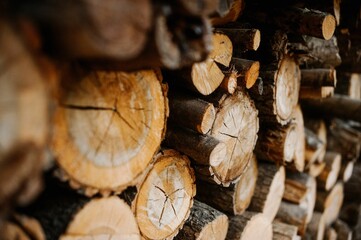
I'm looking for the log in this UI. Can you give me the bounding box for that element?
[215,28,261,52]
[315,182,344,226]
[51,69,167,196]
[1,214,45,240]
[300,69,337,87]
[327,119,361,161]
[165,32,232,95]
[275,201,307,236]
[195,155,258,215]
[226,212,273,240]
[305,212,325,240]
[250,55,300,125]
[164,126,227,169]
[335,73,361,99]
[304,119,327,163]
[168,92,215,134]
[339,202,361,227]
[308,162,326,178]
[304,128,324,165]
[299,86,334,99]
[21,188,140,240]
[219,71,238,94]
[344,163,361,203]
[248,163,285,221]
[333,219,352,240]
[255,123,298,164]
[211,0,245,26]
[340,160,354,182]
[134,149,196,240]
[199,88,259,185]
[283,172,316,223]
[242,6,336,40]
[317,152,341,191]
[290,105,305,172]
[229,58,260,89]
[299,36,341,68]
[174,200,228,240]
[324,227,337,240]
[0,22,48,212]
[272,221,299,240]
[302,95,361,123]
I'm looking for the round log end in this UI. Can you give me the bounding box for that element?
[199,103,216,134]
[284,124,298,163]
[322,15,336,40]
[242,213,273,240]
[198,214,229,240]
[253,30,261,51]
[342,161,354,182]
[245,61,260,89]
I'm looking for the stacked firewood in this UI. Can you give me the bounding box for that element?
[1,0,361,239]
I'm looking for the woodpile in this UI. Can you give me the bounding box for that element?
[1,0,361,239]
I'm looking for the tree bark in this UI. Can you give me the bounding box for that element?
[168,92,215,134]
[301,69,337,87]
[174,200,228,240]
[51,68,167,196]
[275,201,308,236]
[134,149,196,240]
[248,163,285,221]
[195,156,258,215]
[226,212,273,240]
[215,28,261,53]
[228,58,260,89]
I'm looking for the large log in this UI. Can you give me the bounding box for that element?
[249,55,300,125]
[52,69,167,196]
[133,149,196,240]
[226,212,273,240]
[198,88,259,185]
[248,163,285,221]
[0,22,48,213]
[21,188,140,240]
[174,200,228,240]
[195,156,258,215]
[302,95,361,123]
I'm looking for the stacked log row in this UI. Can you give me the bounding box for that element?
[1,0,361,239]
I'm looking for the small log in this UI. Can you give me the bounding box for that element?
[164,126,227,169]
[333,219,352,240]
[200,88,259,185]
[317,152,341,191]
[299,86,334,99]
[290,105,306,172]
[304,128,326,165]
[283,172,316,223]
[324,227,337,240]
[250,55,300,125]
[309,162,326,177]
[315,182,344,226]
[195,156,258,215]
[302,94,361,123]
[215,28,261,52]
[52,69,167,196]
[134,149,196,240]
[211,0,245,26]
[255,123,298,164]
[229,58,260,89]
[335,73,361,99]
[275,201,307,236]
[168,92,215,134]
[226,212,273,240]
[339,160,354,182]
[304,118,327,163]
[305,212,325,240]
[21,188,140,240]
[272,221,299,240]
[174,200,228,240]
[243,6,336,40]
[165,32,232,95]
[219,71,238,94]
[300,69,337,87]
[248,163,285,221]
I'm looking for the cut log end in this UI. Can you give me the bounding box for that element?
[284,124,298,163]
[342,161,354,182]
[200,103,216,134]
[252,30,261,51]
[135,150,196,240]
[61,197,140,240]
[245,61,260,89]
[322,14,336,40]
[52,70,166,195]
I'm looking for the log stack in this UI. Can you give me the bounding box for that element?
[1,0,361,239]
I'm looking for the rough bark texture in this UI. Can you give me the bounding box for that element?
[248,163,285,221]
[174,200,228,240]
